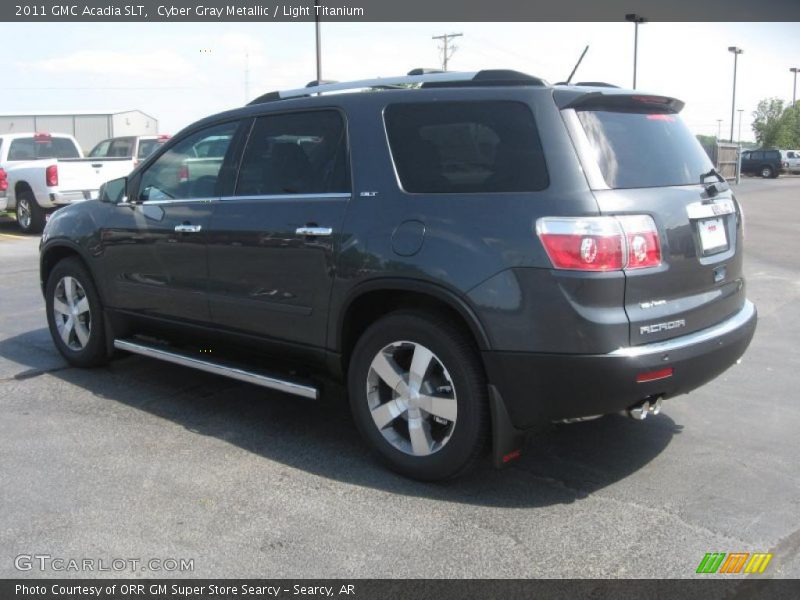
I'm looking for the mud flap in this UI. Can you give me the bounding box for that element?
[489,384,528,468]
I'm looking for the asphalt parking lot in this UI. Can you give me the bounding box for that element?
[1,177,798,579]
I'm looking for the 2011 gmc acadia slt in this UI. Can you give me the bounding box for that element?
[39,70,757,480]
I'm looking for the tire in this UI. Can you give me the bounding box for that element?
[760,165,774,179]
[45,257,108,368]
[348,311,488,481]
[15,191,46,234]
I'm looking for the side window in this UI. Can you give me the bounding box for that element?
[108,138,134,158]
[751,151,764,160]
[138,122,238,201]
[235,110,349,196]
[89,140,112,157]
[384,101,548,193]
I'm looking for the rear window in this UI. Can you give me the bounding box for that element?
[384,101,548,194]
[7,137,80,161]
[577,110,713,189]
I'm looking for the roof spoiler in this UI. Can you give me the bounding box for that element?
[554,89,685,113]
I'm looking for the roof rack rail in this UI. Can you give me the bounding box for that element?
[305,79,339,88]
[247,69,546,105]
[407,68,445,75]
[554,81,620,88]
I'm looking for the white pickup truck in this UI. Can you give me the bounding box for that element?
[0,132,134,233]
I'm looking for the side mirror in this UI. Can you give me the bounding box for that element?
[99,177,128,204]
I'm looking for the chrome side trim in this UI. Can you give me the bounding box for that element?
[142,197,218,206]
[608,300,755,358]
[113,339,318,400]
[220,193,351,201]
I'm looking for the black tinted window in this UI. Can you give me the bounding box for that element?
[8,137,80,160]
[139,122,237,201]
[384,101,548,194]
[577,110,713,189]
[765,151,780,159]
[750,152,764,160]
[235,110,349,196]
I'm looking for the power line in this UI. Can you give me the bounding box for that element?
[432,32,463,71]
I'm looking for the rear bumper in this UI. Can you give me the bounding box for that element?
[483,300,757,429]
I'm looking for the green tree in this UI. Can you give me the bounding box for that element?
[752,98,786,147]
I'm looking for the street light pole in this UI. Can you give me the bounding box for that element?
[728,46,743,143]
[737,109,744,143]
[791,67,799,106]
[625,14,647,89]
[717,119,723,140]
[314,0,322,83]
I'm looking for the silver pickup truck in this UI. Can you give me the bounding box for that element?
[0,132,134,233]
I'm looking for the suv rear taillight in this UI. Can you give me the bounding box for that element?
[46,164,59,187]
[0,168,7,192]
[536,215,661,271]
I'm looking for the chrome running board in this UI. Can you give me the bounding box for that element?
[113,338,318,400]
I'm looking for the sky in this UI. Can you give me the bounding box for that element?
[2,22,799,141]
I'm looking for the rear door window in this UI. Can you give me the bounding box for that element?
[108,138,134,158]
[235,110,350,196]
[384,101,548,194]
[576,110,713,189]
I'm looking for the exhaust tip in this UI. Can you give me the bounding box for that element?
[626,396,663,421]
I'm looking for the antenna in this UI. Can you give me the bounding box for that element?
[566,45,589,84]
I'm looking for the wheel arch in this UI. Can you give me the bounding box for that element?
[40,242,102,301]
[333,279,492,372]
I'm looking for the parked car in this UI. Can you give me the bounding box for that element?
[38,70,757,480]
[88,135,171,165]
[781,149,800,174]
[0,132,135,233]
[740,148,785,178]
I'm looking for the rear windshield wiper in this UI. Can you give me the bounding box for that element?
[700,168,729,196]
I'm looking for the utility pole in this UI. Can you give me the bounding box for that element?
[432,32,463,71]
[625,14,647,89]
[728,46,743,143]
[791,67,799,106]
[737,109,744,143]
[717,119,723,140]
[314,0,322,83]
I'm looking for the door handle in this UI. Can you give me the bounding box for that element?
[295,226,333,237]
[174,224,202,233]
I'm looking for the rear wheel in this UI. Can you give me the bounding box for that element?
[45,257,108,367]
[760,165,774,179]
[15,191,45,234]
[348,311,488,480]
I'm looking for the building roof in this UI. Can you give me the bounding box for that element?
[0,109,156,118]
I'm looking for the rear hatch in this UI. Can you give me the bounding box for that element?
[561,90,746,346]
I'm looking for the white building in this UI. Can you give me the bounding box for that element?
[0,110,158,152]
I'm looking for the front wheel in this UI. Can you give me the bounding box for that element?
[348,311,488,480]
[760,166,775,179]
[15,192,46,234]
[45,257,108,367]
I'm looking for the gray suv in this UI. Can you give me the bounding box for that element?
[39,70,757,480]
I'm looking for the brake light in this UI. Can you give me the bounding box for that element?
[617,215,662,269]
[34,132,52,143]
[45,164,58,187]
[536,215,661,271]
[158,134,171,141]
[178,164,189,183]
[646,113,676,122]
[0,168,7,192]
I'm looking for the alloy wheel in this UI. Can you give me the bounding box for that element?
[17,198,31,230]
[52,276,92,351]
[366,341,457,456]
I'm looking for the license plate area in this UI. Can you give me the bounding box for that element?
[698,217,728,254]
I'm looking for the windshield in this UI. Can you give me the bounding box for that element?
[577,110,713,189]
